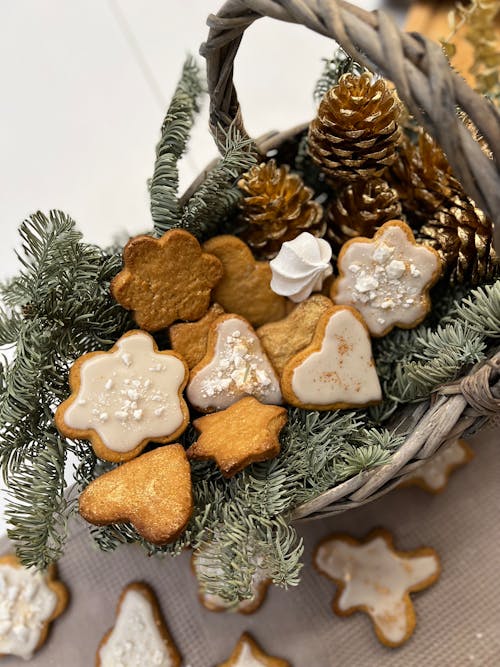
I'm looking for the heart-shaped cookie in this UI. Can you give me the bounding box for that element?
[187,314,282,412]
[257,294,333,375]
[281,306,382,410]
[203,235,287,327]
[78,445,193,545]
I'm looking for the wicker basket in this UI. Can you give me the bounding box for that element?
[195,0,500,521]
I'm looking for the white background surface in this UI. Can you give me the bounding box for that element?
[0,0,406,534]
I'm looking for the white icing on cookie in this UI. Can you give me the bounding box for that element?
[233,639,270,667]
[406,439,470,491]
[270,232,333,302]
[315,535,439,646]
[193,543,268,613]
[0,564,57,660]
[334,222,439,335]
[98,589,175,667]
[187,317,282,411]
[289,308,381,406]
[64,332,186,453]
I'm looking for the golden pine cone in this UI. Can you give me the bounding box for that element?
[417,195,498,285]
[307,72,403,182]
[238,159,325,258]
[389,129,498,284]
[389,130,457,222]
[325,178,402,250]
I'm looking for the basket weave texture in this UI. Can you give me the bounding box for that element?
[198,0,500,520]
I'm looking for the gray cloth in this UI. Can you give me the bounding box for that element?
[1,424,499,666]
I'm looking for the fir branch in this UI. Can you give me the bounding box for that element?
[180,124,258,239]
[449,281,500,338]
[5,427,68,569]
[150,56,203,236]
[0,211,132,567]
[313,48,363,105]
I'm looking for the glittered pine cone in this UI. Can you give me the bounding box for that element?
[307,72,403,182]
[238,159,325,258]
[325,178,402,251]
[418,194,498,285]
[390,129,498,284]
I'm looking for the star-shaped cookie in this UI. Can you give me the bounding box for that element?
[400,438,474,494]
[55,330,189,462]
[331,220,441,336]
[187,396,287,477]
[314,528,440,647]
[217,633,290,667]
[112,229,223,331]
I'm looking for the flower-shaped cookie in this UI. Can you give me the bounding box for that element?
[112,229,223,331]
[203,235,287,327]
[218,633,290,667]
[0,555,68,661]
[97,583,181,667]
[401,438,474,494]
[331,220,441,336]
[187,396,287,477]
[79,445,193,545]
[55,330,189,462]
[314,529,440,647]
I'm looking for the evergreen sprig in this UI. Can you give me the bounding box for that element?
[180,124,258,239]
[150,56,203,235]
[0,211,132,567]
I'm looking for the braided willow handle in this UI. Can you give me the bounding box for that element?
[201,0,500,249]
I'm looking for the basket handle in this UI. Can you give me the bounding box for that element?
[201,0,500,248]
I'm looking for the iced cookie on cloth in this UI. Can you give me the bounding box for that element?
[218,633,290,667]
[0,554,68,660]
[192,541,271,614]
[55,330,189,463]
[281,306,381,410]
[314,529,440,647]
[331,220,441,336]
[97,582,181,667]
[400,438,474,494]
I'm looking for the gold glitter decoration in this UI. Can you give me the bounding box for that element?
[79,445,193,545]
[308,73,403,182]
[238,159,324,259]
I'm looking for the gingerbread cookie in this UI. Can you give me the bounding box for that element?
[187,315,282,413]
[331,220,441,336]
[192,542,270,614]
[270,232,333,302]
[203,235,287,327]
[401,438,474,494]
[281,306,382,410]
[111,229,223,331]
[257,294,333,375]
[169,303,225,369]
[79,445,193,545]
[218,633,290,667]
[55,330,189,463]
[187,396,287,477]
[97,582,181,667]
[314,529,440,648]
[0,554,68,660]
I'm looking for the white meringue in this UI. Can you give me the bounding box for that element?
[270,232,333,302]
